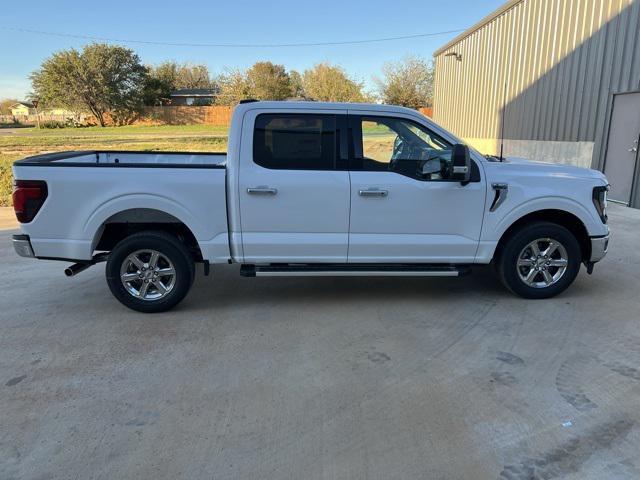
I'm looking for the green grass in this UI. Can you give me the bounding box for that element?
[0,124,230,206]
[0,124,229,152]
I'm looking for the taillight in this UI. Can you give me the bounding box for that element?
[13,180,48,223]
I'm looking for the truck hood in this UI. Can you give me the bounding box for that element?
[488,156,608,184]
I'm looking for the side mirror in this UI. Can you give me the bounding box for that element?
[450,144,471,183]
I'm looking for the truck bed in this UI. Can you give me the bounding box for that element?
[13,150,230,262]
[15,150,227,168]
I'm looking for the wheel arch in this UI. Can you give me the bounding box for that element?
[494,209,591,262]
[90,207,203,261]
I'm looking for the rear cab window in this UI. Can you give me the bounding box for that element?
[253,114,336,170]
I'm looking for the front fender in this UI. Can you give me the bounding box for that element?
[490,195,604,241]
[474,194,607,264]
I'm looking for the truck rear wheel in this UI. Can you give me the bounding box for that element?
[497,222,581,299]
[106,231,195,313]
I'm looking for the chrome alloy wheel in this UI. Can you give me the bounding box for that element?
[517,238,569,288]
[120,250,176,301]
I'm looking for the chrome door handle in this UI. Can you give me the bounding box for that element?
[247,187,278,195]
[358,189,388,197]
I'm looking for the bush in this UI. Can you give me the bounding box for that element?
[41,120,66,129]
[0,121,23,129]
[0,156,16,207]
[64,117,87,128]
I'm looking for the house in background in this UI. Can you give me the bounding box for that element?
[169,88,217,106]
[10,102,36,115]
[9,102,75,117]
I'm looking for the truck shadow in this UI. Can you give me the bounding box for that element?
[186,264,521,312]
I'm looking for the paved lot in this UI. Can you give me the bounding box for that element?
[1,205,639,480]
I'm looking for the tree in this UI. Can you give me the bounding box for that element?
[143,62,176,106]
[151,61,179,86]
[144,62,215,105]
[288,70,305,98]
[0,98,20,115]
[376,56,434,108]
[216,68,251,105]
[246,62,292,100]
[302,63,366,102]
[175,63,214,89]
[30,43,147,126]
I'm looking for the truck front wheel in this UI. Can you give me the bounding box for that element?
[106,231,195,313]
[497,222,581,299]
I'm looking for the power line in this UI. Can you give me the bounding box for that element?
[0,26,465,48]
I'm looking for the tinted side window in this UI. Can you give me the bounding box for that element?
[253,114,336,170]
[356,116,454,181]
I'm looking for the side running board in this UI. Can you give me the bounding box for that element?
[240,264,471,277]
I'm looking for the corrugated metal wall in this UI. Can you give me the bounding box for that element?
[433,0,640,168]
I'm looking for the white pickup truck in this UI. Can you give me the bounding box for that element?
[12,101,610,312]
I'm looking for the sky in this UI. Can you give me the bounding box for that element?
[0,0,504,100]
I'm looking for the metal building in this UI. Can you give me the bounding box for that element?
[433,0,640,207]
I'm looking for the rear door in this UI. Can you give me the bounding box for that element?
[347,112,485,263]
[238,109,350,263]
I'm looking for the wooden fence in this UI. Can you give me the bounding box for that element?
[139,106,431,126]
[1,105,432,128]
[137,106,234,126]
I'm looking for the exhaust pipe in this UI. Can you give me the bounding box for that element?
[65,262,93,277]
[64,252,109,277]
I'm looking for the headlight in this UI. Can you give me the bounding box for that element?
[592,185,609,224]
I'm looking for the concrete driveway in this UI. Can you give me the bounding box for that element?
[1,205,639,480]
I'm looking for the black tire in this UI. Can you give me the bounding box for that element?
[106,231,195,313]
[497,221,582,299]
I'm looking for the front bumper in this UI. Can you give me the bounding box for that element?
[12,234,35,258]
[590,234,609,263]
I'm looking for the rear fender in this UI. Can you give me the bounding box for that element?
[84,194,202,252]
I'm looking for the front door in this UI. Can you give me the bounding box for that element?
[604,92,640,205]
[239,111,350,263]
[347,113,485,263]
